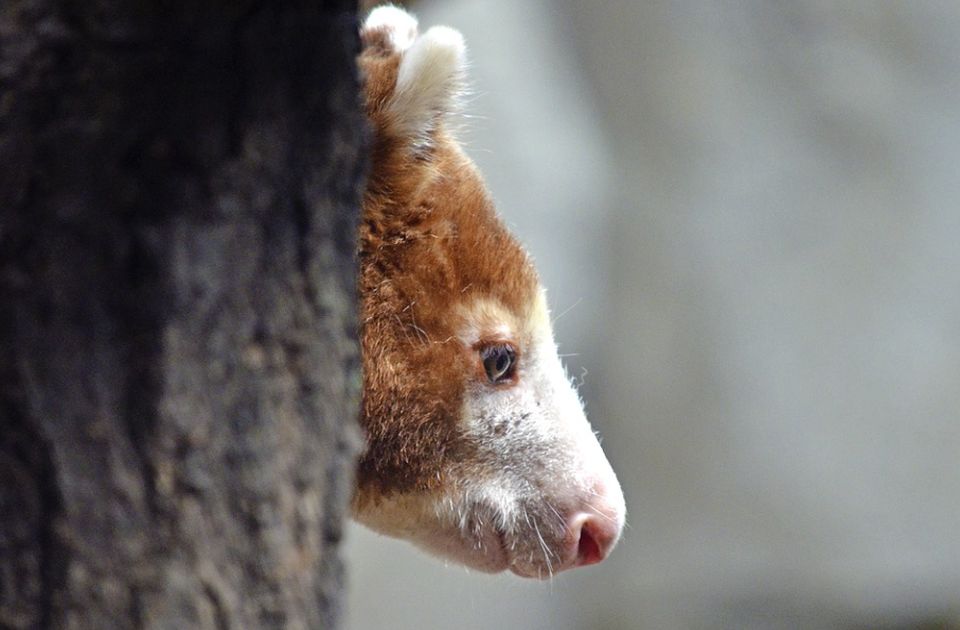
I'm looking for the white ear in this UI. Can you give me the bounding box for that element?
[388,25,467,142]
[363,5,418,54]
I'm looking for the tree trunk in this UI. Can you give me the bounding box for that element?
[0,1,364,628]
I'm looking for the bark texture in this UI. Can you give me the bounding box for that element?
[0,1,364,628]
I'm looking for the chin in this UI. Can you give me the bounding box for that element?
[412,524,511,575]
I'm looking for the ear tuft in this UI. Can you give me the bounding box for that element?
[388,25,467,142]
[362,5,419,54]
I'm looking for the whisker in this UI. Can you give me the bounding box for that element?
[409,314,430,345]
[546,503,566,530]
[532,519,554,579]
[393,314,413,346]
[573,366,589,390]
[551,297,583,325]
[585,504,618,525]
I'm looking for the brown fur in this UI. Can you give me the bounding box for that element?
[355,33,540,504]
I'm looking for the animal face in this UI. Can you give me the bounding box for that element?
[353,5,625,578]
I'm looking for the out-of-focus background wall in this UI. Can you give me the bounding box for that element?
[346,2,960,628]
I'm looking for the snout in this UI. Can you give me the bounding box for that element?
[508,476,625,578]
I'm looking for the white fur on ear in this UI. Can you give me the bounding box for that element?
[388,25,467,142]
[363,5,419,53]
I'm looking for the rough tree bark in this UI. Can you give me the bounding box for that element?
[0,1,365,628]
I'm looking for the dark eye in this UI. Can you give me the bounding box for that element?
[481,344,517,384]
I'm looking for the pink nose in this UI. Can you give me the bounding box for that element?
[568,511,621,567]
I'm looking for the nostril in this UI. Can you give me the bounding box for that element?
[571,514,617,568]
[568,512,620,567]
[576,522,603,566]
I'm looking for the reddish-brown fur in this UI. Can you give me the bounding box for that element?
[355,27,540,504]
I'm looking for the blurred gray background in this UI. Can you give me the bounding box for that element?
[346,2,960,628]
